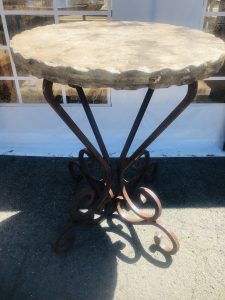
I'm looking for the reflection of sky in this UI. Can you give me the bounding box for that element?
[56,0,99,8]
[22,0,103,9]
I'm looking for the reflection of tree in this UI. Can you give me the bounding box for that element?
[0,81,15,103]
[205,81,225,102]
[7,15,53,39]
[59,0,104,10]
[67,87,107,104]
[209,0,225,40]
[0,51,14,103]
[3,0,53,9]
[0,19,6,45]
[205,1,225,102]
[4,0,105,11]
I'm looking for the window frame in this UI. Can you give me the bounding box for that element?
[0,0,112,106]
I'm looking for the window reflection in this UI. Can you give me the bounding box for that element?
[59,14,107,22]
[1,1,109,104]
[57,0,107,11]
[0,17,6,45]
[59,15,83,23]
[0,80,17,103]
[194,80,225,103]
[65,86,107,104]
[20,79,63,103]
[3,0,53,10]
[6,15,54,39]
[0,50,13,76]
[207,0,225,12]
[203,14,225,78]
[204,16,225,41]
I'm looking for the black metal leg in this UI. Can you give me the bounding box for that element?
[43,80,117,252]
[117,88,157,192]
[43,79,197,255]
[43,80,114,221]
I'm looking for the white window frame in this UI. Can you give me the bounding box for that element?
[0,0,112,107]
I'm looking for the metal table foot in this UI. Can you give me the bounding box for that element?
[43,79,198,255]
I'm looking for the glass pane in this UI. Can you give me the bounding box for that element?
[7,15,54,75]
[3,0,53,10]
[65,86,107,104]
[204,16,225,41]
[213,62,225,76]
[85,15,107,21]
[59,15,107,22]
[57,0,107,11]
[0,50,13,76]
[0,17,6,45]
[207,0,225,12]
[204,16,225,76]
[59,15,83,23]
[0,80,17,103]
[20,79,63,103]
[194,80,225,103]
[6,15,54,40]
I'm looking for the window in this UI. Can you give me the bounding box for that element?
[0,0,111,104]
[194,0,225,103]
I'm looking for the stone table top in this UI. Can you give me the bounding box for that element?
[11,21,225,90]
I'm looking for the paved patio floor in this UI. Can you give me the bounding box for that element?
[0,156,225,300]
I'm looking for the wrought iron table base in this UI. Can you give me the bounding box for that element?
[43,79,198,255]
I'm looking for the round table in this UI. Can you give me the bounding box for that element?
[11,21,225,255]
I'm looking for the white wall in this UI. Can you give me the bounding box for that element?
[1,87,224,157]
[151,0,204,28]
[112,0,204,28]
[112,0,153,22]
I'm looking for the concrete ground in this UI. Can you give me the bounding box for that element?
[0,156,225,300]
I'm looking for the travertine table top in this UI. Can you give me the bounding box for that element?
[11,21,225,90]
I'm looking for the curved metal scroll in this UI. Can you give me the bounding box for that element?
[117,82,198,255]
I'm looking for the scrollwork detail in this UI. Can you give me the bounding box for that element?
[117,162,179,255]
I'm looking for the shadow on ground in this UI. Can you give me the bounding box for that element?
[0,156,225,299]
[0,156,117,300]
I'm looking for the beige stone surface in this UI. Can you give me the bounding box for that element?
[11,21,225,89]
